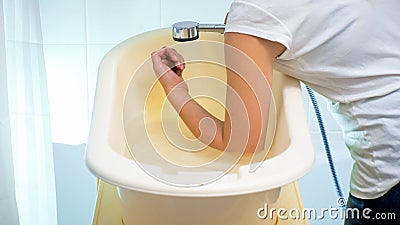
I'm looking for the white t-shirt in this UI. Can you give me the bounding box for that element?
[225,0,400,199]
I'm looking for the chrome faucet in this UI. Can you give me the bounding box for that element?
[172,21,225,42]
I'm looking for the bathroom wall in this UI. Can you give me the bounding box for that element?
[39,1,353,225]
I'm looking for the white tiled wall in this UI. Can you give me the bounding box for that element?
[40,0,86,44]
[86,0,161,43]
[160,0,231,27]
[39,1,352,224]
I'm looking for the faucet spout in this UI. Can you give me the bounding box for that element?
[172,21,225,42]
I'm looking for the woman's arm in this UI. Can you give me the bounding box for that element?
[151,33,285,152]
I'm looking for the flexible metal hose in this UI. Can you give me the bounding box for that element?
[306,85,346,208]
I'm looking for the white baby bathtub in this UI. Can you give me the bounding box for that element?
[86,28,314,225]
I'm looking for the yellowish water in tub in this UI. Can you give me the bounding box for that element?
[121,58,284,173]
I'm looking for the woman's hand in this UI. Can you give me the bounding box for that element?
[151,47,187,94]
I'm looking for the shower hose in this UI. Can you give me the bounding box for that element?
[305,85,346,209]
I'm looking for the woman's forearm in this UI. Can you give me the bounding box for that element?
[164,86,227,150]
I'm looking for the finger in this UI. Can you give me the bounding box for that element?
[165,48,185,69]
[151,48,166,61]
[153,48,170,62]
[159,47,185,69]
[165,48,179,65]
[173,49,186,70]
[152,48,185,76]
[153,49,174,69]
[151,50,162,65]
[152,50,171,76]
[170,48,185,66]
[156,48,179,69]
[161,59,175,68]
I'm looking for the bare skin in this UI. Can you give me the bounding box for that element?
[151,33,285,153]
